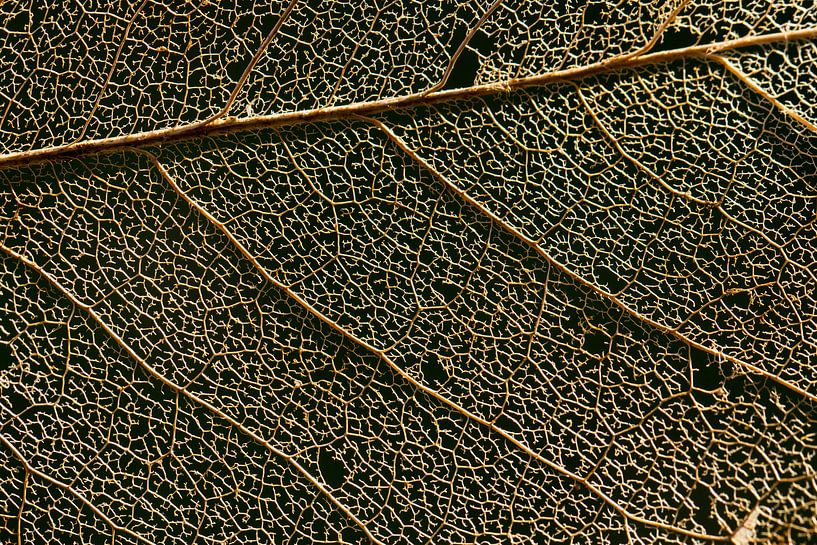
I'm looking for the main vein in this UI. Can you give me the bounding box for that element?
[0,27,815,170]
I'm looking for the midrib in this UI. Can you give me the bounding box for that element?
[0,26,814,170]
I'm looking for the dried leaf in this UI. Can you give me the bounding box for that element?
[1,2,816,544]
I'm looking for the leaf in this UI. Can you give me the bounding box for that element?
[1,1,816,544]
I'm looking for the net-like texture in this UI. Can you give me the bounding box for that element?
[1,2,816,544]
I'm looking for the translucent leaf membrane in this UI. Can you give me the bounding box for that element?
[2,0,817,155]
[0,0,483,154]
[0,0,688,154]
[2,125,810,541]
[386,58,817,397]
[1,0,817,544]
[0,155,682,544]
[0,0,281,153]
[157,120,817,542]
[0,269,367,545]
